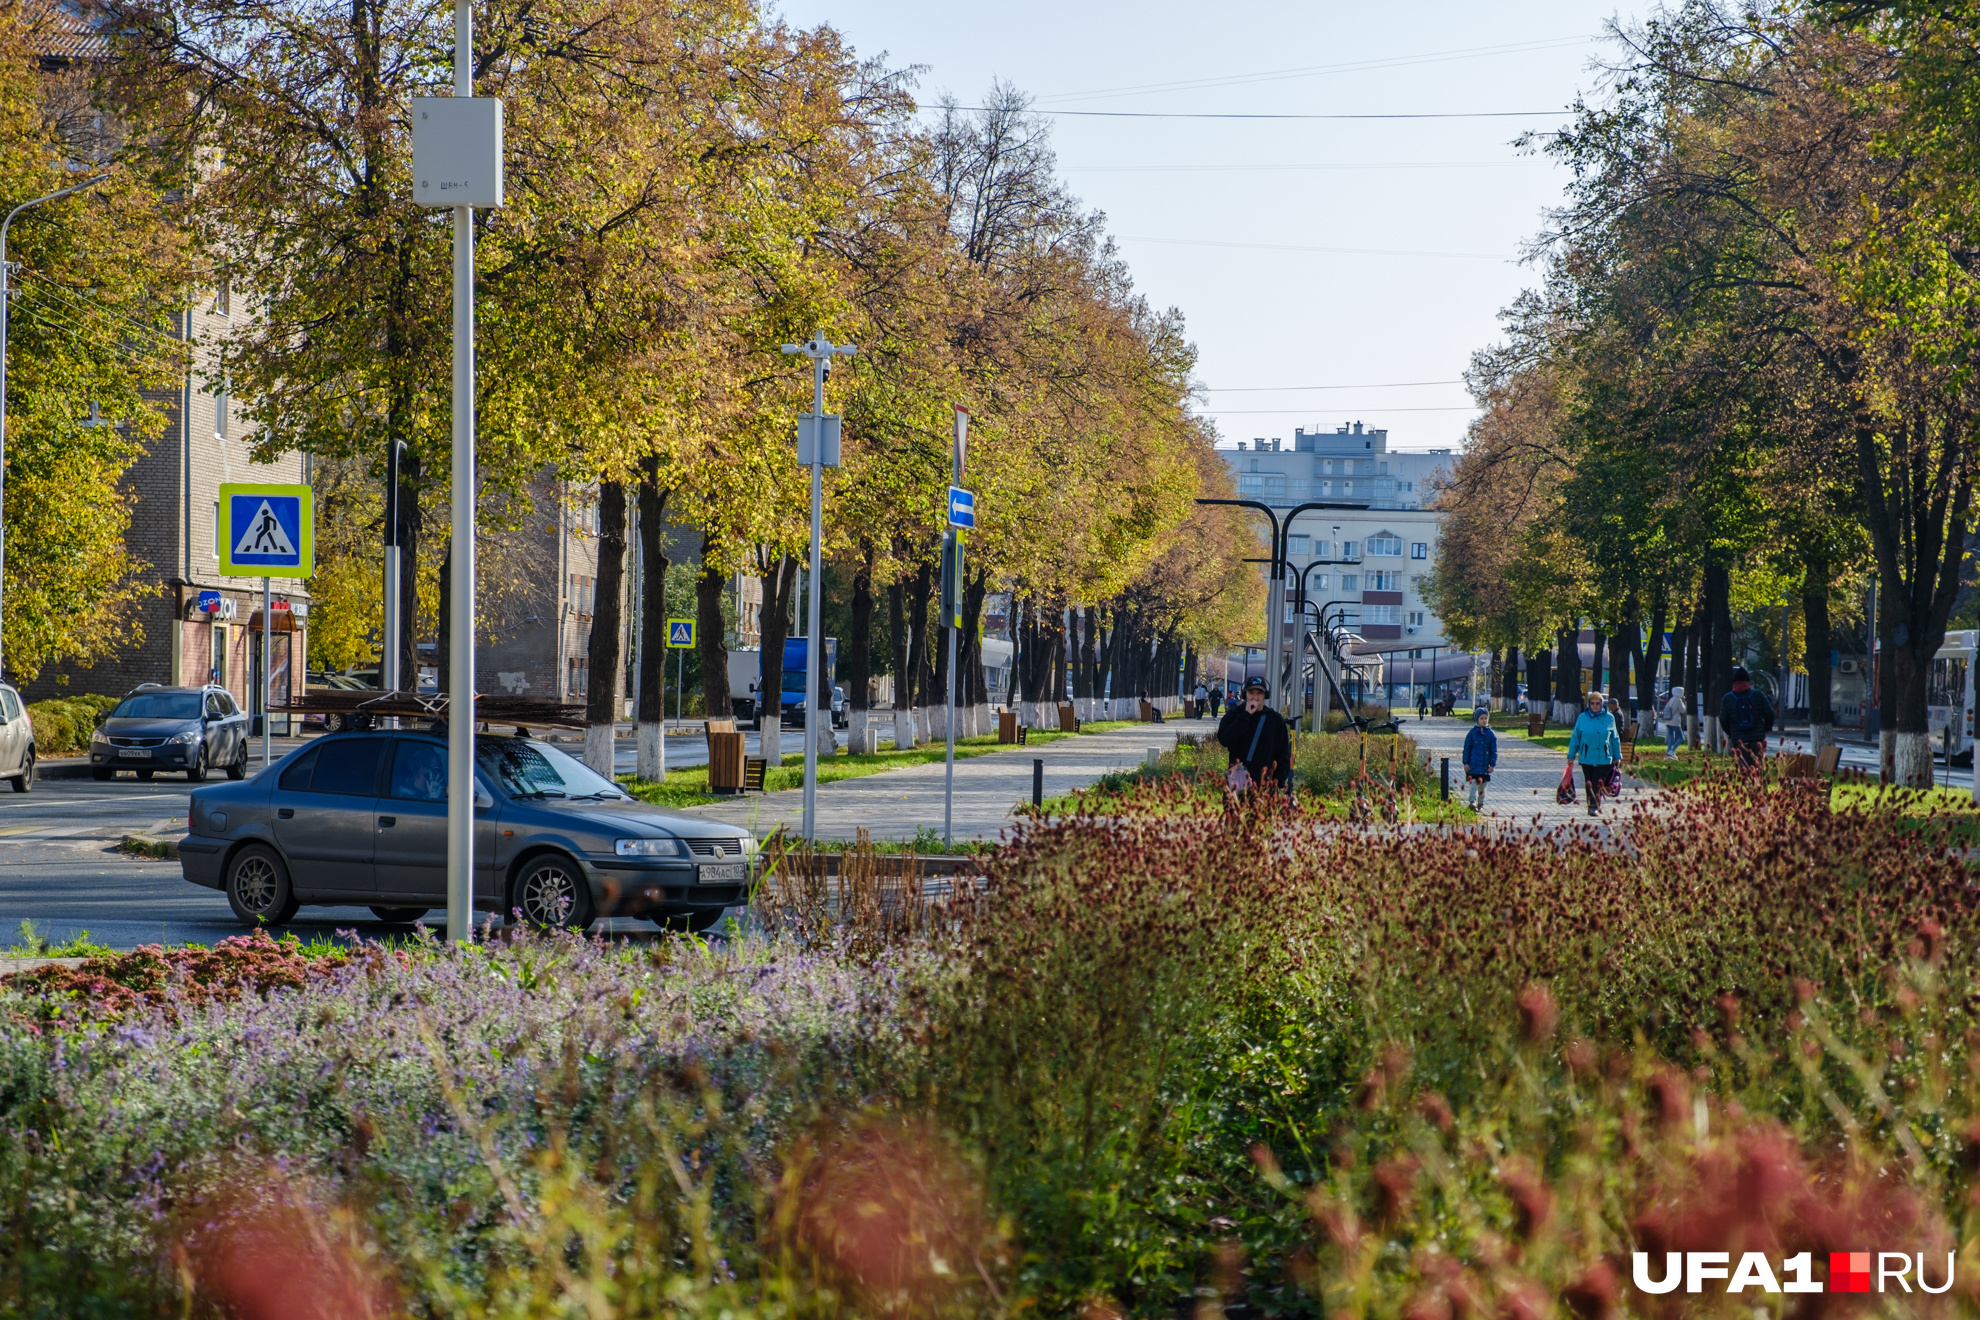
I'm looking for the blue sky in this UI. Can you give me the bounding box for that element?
[772,0,1637,452]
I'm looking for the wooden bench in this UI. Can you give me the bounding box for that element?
[1815,745,1842,776]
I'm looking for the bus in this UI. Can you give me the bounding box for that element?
[1926,629,1976,761]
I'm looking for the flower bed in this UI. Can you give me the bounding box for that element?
[4,792,1979,1315]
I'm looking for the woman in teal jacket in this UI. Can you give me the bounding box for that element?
[1566,690,1621,816]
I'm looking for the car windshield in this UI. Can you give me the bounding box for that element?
[111,693,202,720]
[474,738,627,800]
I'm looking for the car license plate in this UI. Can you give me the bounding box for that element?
[116,748,151,758]
[698,862,746,884]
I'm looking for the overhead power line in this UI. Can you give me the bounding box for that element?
[939,106,1567,121]
[1065,160,1543,172]
[1038,36,1595,104]
[1201,379,1463,393]
[1201,405,1479,414]
[1120,235,1509,259]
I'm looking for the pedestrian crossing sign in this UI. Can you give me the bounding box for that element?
[218,483,314,577]
[666,618,695,649]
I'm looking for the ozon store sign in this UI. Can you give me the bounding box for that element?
[1634,1251,1955,1295]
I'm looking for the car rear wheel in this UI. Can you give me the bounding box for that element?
[226,742,248,780]
[9,749,31,793]
[511,854,594,931]
[90,766,111,781]
[369,906,428,923]
[185,746,208,782]
[225,844,299,926]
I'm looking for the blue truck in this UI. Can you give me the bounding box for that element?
[740,637,839,729]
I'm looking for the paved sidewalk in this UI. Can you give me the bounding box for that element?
[1404,714,1661,830]
[678,722,1189,843]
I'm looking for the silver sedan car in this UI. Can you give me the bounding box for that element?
[178,728,755,931]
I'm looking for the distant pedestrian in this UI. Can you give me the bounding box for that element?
[1719,667,1775,768]
[1218,678,1293,796]
[1193,681,1210,717]
[1417,690,1429,721]
[1462,706,1498,810]
[1659,686,1687,758]
[1567,690,1621,817]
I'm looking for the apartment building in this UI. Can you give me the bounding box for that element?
[21,295,312,715]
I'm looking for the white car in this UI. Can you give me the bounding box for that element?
[0,682,34,792]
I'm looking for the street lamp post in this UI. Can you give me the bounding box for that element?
[780,329,855,843]
[0,171,112,676]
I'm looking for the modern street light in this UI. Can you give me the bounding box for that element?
[780,329,855,843]
[0,171,113,676]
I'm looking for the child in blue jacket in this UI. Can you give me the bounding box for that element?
[1462,707,1498,810]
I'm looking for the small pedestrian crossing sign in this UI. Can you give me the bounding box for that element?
[218,483,313,577]
[665,619,696,649]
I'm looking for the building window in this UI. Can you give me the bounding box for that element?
[1261,474,1286,501]
[1286,534,1308,556]
[1371,570,1400,591]
[212,501,220,559]
[1341,574,1359,592]
[567,657,589,698]
[1342,541,1359,559]
[1368,534,1403,557]
[1409,611,1426,627]
[1238,473,1263,494]
[215,377,228,441]
[1411,542,1429,559]
[1312,573,1331,590]
[1365,604,1400,625]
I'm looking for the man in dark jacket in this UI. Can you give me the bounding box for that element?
[1217,678,1294,794]
[1461,706,1498,810]
[1718,666,1775,769]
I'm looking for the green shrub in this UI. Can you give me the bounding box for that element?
[25,694,117,755]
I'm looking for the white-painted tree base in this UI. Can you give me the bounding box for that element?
[1894,730,1934,787]
[636,721,663,780]
[584,722,615,778]
[1807,722,1834,753]
[893,708,916,750]
[761,713,783,767]
[848,709,872,755]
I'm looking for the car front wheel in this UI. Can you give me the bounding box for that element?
[225,844,299,926]
[226,742,248,780]
[510,854,594,931]
[186,746,208,782]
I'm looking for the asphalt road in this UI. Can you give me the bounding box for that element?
[0,727,812,951]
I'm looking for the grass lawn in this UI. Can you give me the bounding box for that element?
[620,718,1146,809]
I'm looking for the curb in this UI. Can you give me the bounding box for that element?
[34,758,94,781]
[119,834,179,860]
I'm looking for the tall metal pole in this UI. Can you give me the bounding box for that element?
[382,439,402,695]
[261,576,272,770]
[780,330,854,843]
[804,351,823,841]
[446,0,476,942]
[0,172,110,677]
[944,406,967,845]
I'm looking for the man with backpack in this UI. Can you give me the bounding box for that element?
[1718,666,1775,769]
[1217,678,1294,796]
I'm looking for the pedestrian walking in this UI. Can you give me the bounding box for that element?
[1217,678,1294,796]
[1719,666,1775,768]
[1566,690,1621,816]
[1193,680,1210,717]
[1659,686,1687,758]
[1462,705,1497,810]
[1416,690,1429,721]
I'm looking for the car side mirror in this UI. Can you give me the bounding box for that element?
[474,787,493,809]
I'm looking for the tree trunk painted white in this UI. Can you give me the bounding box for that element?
[1894,730,1933,788]
[817,718,838,759]
[636,720,663,781]
[975,702,991,736]
[893,707,916,750]
[584,722,615,779]
[849,709,871,756]
[1807,722,1835,754]
[761,712,783,767]
[1701,715,1720,753]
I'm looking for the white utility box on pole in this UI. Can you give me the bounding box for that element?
[413,25,504,943]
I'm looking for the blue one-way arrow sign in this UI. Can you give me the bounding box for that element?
[947,486,975,530]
